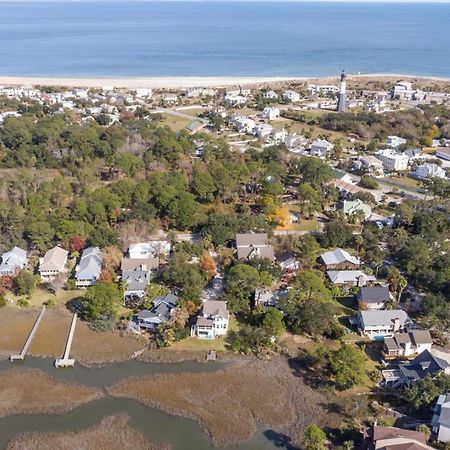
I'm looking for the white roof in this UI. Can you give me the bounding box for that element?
[359,309,411,328]
[321,248,361,266]
[327,270,376,284]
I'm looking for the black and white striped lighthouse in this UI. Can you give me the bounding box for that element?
[337,70,347,113]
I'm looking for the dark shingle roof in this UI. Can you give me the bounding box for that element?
[358,286,390,304]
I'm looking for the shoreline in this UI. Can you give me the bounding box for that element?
[0,73,449,89]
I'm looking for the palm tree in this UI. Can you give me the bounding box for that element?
[397,275,407,302]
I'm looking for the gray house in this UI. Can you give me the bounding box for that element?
[235,233,274,261]
[75,247,103,288]
[433,392,450,443]
[357,286,392,311]
[135,293,179,330]
[0,246,28,276]
[123,270,151,301]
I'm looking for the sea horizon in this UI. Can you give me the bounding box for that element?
[1,1,450,78]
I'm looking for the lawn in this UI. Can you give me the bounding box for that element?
[6,288,85,309]
[159,113,192,132]
[380,176,422,193]
[276,217,321,232]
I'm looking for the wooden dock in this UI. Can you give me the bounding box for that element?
[55,312,77,368]
[10,307,46,361]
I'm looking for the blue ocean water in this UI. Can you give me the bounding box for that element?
[0,1,449,78]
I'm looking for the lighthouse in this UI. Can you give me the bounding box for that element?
[337,70,347,113]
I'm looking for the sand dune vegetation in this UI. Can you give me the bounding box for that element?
[6,414,169,450]
[0,368,102,418]
[108,358,336,447]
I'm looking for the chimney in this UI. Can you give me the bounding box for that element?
[393,318,401,332]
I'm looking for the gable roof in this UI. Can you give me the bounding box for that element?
[359,309,411,328]
[40,246,68,272]
[384,330,432,352]
[236,233,269,247]
[76,247,103,280]
[121,257,159,271]
[435,393,450,428]
[399,349,449,382]
[202,300,229,319]
[0,246,27,273]
[327,270,376,285]
[358,286,391,304]
[320,248,361,266]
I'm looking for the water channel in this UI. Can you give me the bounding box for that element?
[0,357,286,450]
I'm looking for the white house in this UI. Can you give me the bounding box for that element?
[135,88,152,99]
[359,155,384,175]
[263,90,278,100]
[342,199,372,220]
[233,116,256,134]
[269,128,288,144]
[75,247,103,288]
[391,81,414,100]
[191,300,229,339]
[262,107,280,120]
[235,233,274,261]
[432,393,450,443]
[129,241,171,260]
[383,330,433,359]
[0,247,28,276]
[310,139,334,157]
[282,90,300,103]
[375,149,409,172]
[320,248,361,270]
[285,134,308,153]
[327,270,376,287]
[39,246,68,282]
[162,94,178,105]
[358,309,413,340]
[412,163,446,180]
[224,94,247,107]
[254,123,273,139]
[387,135,407,148]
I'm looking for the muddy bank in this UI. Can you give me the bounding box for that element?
[138,348,250,364]
[6,414,169,450]
[108,360,293,447]
[108,358,343,448]
[0,368,103,418]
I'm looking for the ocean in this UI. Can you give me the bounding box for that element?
[0,1,450,78]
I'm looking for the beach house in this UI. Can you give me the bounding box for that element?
[358,309,413,339]
[39,246,68,282]
[375,149,409,172]
[310,139,333,157]
[235,233,275,261]
[319,248,361,270]
[191,300,229,339]
[357,286,392,311]
[0,247,28,276]
[262,107,280,120]
[75,247,103,288]
[383,330,433,360]
[432,393,450,443]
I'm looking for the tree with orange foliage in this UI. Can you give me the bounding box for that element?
[199,251,217,281]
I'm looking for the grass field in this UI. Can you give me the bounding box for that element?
[6,288,84,309]
[0,368,102,418]
[160,113,192,131]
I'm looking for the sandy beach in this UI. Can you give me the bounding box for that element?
[0,73,448,90]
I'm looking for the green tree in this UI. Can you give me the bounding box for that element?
[262,308,285,337]
[225,264,261,313]
[360,175,379,189]
[82,283,122,322]
[329,345,367,390]
[321,220,353,248]
[302,424,327,450]
[14,270,37,296]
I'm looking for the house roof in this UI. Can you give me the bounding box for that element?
[399,350,449,382]
[40,246,68,272]
[0,246,27,272]
[359,310,411,328]
[320,248,361,267]
[76,247,103,280]
[327,270,376,285]
[122,270,151,291]
[358,286,391,304]
[435,393,450,428]
[121,257,159,271]
[236,233,269,247]
[384,330,432,351]
[373,426,428,444]
[202,300,229,318]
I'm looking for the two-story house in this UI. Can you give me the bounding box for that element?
[191,300,229,339]
[383,330,433,360]
[39,246,68,282]
[357,286,392,311]
[75,247,103,288]
[432,392,450,443]
[358,309,413,340]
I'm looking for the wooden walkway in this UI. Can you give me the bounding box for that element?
[10,307,46,361]
[55,312,77,368]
